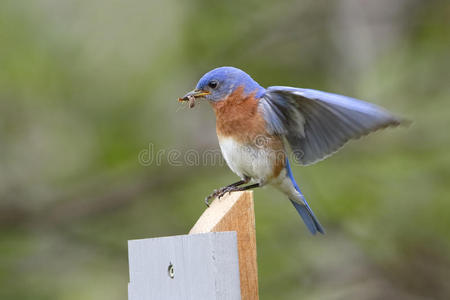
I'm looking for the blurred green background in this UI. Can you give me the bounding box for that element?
[1,0,449,299]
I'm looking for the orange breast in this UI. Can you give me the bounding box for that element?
[211,86,267,142]
[211,86,286,178]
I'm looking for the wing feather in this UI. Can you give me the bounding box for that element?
[259,86,404,165]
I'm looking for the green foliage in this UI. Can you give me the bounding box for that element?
[1,0,449,299]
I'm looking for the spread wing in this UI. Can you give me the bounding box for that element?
[259,86,404,165]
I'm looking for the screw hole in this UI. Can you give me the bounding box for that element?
[168,263,174,279]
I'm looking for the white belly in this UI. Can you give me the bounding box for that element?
[218,137,277,183]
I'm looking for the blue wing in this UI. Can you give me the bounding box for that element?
[259,86,404,165]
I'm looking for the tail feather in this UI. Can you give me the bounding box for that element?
[289,199,325,235]
[286,159,325,235]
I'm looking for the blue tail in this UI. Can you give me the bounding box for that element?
[286,159,325,235]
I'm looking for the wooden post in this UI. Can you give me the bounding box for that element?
[190,191,259,300]
[128,191,258,300]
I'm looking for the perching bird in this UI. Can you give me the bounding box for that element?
[179,66,404,235]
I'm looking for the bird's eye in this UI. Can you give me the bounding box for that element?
[208,80,218,89]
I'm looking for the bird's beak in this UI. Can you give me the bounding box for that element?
[178,89,210,102]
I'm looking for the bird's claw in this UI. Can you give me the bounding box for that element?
[204,196,212,207]
[204,189,219,207]
[204,186,236,207]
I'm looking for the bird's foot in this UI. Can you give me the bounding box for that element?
[217,186,235,199]
[204,186,237,207]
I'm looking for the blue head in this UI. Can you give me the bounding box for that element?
[180,67,265,103]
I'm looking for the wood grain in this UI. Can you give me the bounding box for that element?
[190,191,259,300]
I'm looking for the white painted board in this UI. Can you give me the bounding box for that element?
[128,231,241,300]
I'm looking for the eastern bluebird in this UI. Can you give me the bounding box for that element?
[179,66,404,235]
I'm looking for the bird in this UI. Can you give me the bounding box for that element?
[179,66,405,235]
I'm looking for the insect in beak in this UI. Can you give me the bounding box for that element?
[178,89,210,108]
